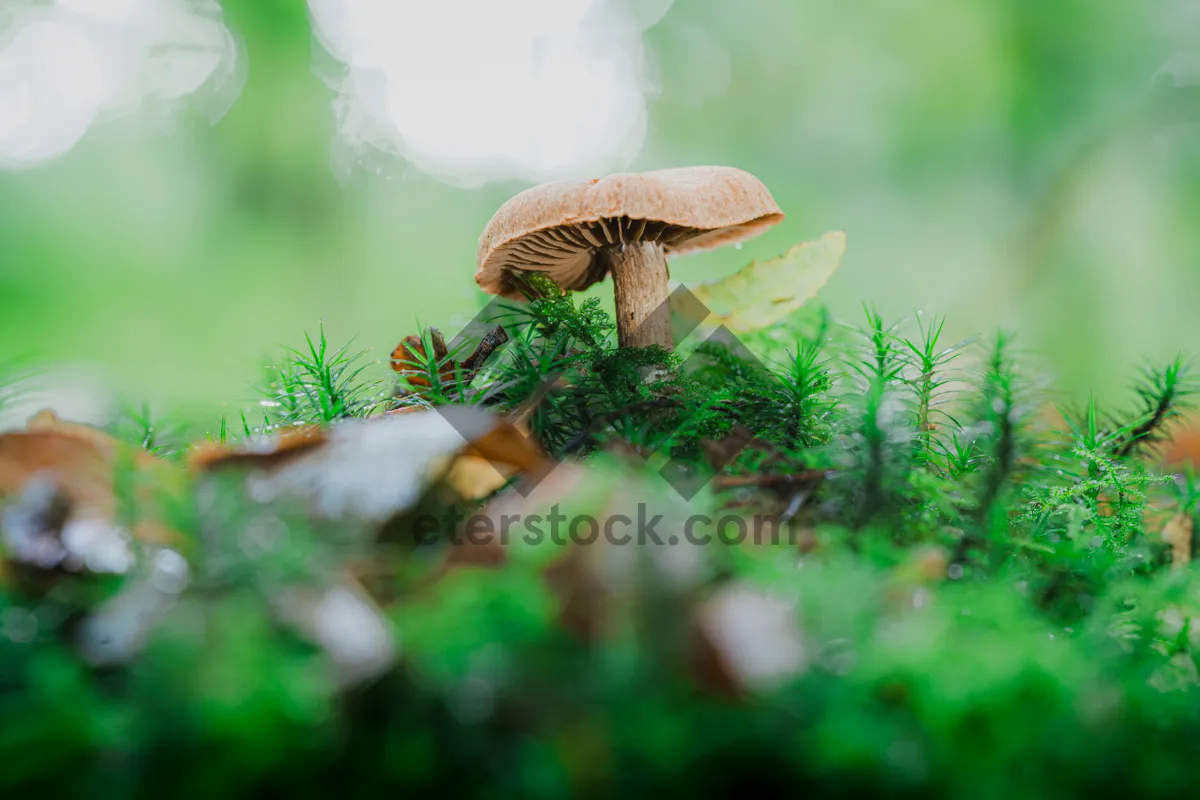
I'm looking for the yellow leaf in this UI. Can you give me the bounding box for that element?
[689,230,846,333]
[444,453,515,501]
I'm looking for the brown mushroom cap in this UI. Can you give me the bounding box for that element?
[476,166,785,297]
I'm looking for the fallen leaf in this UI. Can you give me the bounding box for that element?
[0,429,118,518]
[383,405,425,415]
[444,454,516,501]
[188,426,327,472]
[689,231,846,332]
[465,415,550,475]
[1,475,139,591]
[195,407,551,527]
[391,325,509,394]
[0,411,186,551]
[23,408,162,471]
[391,328,455,389]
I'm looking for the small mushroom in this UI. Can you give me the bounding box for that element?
[476,167,784,349]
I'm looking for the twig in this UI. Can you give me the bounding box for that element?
[461,325,510,373]
[710,471,828,490]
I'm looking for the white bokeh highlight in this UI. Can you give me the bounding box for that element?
[0,0,240,171]
[308,0,673,187]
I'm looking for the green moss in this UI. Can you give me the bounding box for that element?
[3,298,1200,797]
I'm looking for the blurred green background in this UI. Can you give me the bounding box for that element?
[2,0,1199,424]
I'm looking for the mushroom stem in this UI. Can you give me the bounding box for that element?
[603,241,673,349]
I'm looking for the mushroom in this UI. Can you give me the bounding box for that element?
[476,167,785,349]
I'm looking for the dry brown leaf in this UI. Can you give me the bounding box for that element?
[0,429,117,516]
[187,407,551,527]
[444,454,516,501]
[0,411,187,580]
[21,408,163,472]
[391,329,456,388]
[1163,512,1193,569]
[188,426,327,472]
[391,325,510,394]
[466,418,551,475]
[6,411,186,536]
